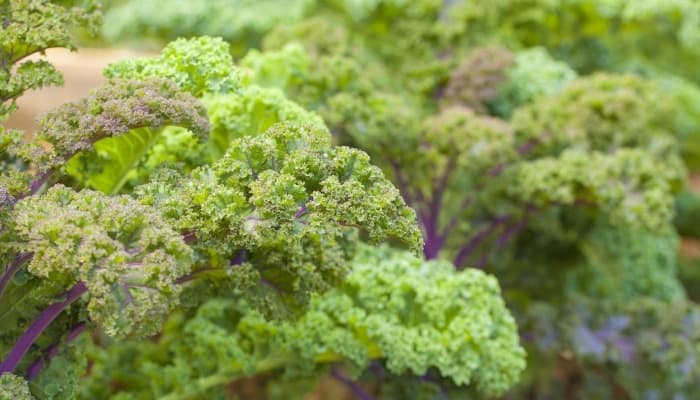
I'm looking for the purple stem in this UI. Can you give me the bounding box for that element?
[368,361,386,380]
[121,283,134,304]
[496,219,528,248]
[175,252,246,285]
[294,204,308,219]
[182,231,197,244]
[389,161,416,207]
[441,196,473,240]
[489,163,505,177]
[125,247,143,256]
[475,251,490,269]
[29,171,52,195]
[495,205,538,249]
[423,234,444,260]
[0,281,87,374]
[422,210,443,260]
[24,132,114,198]
[230,250,246,266]
[0,252,33,298]
[430,159,455,214]
[518,139,537,156]
[453,215,509,269]
[26,322,86,379]
[476,216,529,268]
[331,366,374,400]
[12,169,54,203]
[422,159,456,259]
[520,332,536,343]
[12,170,54,203]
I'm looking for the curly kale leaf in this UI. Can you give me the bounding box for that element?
[0,373,32,400]
[9,185,193,338]
[104,36,241,97]
[80,244,525,399]
[0,0,100,119]
[72,38,326,194]
[135,122,422,314]
[32,78,208,177]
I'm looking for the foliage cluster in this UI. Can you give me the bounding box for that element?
[3,0,700,399]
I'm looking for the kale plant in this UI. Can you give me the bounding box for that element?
[5,0,700,399]
[0,0,486,399]
[72,36,526,400]
[219,1,700,398]
[87,29,700,400]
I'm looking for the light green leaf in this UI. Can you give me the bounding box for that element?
[65,128,160,194]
